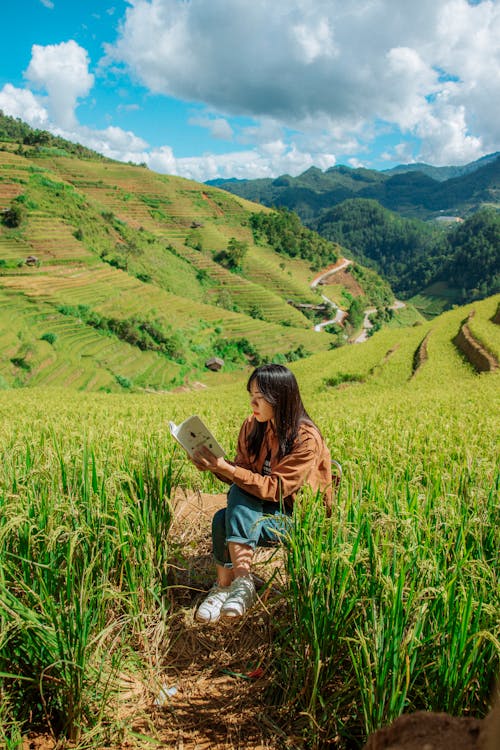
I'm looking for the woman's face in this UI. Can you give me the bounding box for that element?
[249,381,275,423]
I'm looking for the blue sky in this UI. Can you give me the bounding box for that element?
[1,0,499,182]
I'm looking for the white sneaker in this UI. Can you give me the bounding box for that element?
[195,584,231,623]
[220,575,257,618]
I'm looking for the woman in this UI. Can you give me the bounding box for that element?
[191,363,332,624]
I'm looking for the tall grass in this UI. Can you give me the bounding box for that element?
[276,425,499,748]
[0,431,179,745]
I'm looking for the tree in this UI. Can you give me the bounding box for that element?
[2,201,24,228]
[214,237,248,270]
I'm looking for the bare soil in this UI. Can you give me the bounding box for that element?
[321,270,364,300]
[363,707,498,750]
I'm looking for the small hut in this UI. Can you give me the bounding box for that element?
[205,356,224,372]
[25,255,39,267]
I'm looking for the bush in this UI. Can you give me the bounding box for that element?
[324,372,364,387]
[40,332,57,345]
[214,237,248,271]
[249,303,264,320]
[101,253,127,270]
[2,202,24,228]
[347,297,366,330]
[115,374,132,389]
[284,344,310,362]
[10,357,31,371]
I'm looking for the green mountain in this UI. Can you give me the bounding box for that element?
[208,158,500,313]
[382,151,500,182]
[207,153,500,221]
[0,113,399,392]
[314,199,500,305]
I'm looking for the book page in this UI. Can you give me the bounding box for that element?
[169,415,225,458]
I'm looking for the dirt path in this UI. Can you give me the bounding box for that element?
[135,490,289,750]
[310,257,353,288]
[353,300,406,343]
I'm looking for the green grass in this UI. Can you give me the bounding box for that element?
[0,420,179,745]
[409,281,463,318]
[466,296,500,361]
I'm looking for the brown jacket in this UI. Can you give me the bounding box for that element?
[227,416,333,512]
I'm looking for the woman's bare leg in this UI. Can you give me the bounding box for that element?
[216,563,233,587]
[216,541,254,586]
[228,541,254,578]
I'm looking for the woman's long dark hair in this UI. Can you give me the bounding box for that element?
[246,364,316,460]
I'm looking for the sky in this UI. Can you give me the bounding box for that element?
[0,0,499,183]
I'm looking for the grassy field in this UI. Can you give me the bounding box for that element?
[0,294,498,748]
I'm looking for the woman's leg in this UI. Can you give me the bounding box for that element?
[228,541,254,577]
[198,486,290,621]
[216,563,233,587]
[213,486,291,572]
[213,506,256,584]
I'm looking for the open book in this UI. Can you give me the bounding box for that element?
[168,415,225,458]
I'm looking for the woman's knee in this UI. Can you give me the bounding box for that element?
[224,484,265,546]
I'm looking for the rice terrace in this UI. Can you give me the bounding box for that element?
[0,118,499,749]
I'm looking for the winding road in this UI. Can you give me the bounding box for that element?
[310,258,351,332]
[310,258,405,343]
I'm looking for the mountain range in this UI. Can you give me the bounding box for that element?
[207,152,500,222]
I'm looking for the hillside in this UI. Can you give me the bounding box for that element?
[314,199,500,305]
[0,117,402,392]
[209,160,500,312]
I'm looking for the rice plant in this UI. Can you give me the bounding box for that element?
[0,431,179,744]
[275,404,499,748]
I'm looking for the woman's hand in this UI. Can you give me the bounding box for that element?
[191,446,235,480]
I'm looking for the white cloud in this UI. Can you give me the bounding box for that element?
[292,17,337,64]
[25,41,94,129]
[145,142,336,182]
[414,102,483,164]
[0,75,334,181]
[3,1,500,181]
[188,115,234,140]
[0,79,149,166]
[0,84,49,128]
[105,0,500,166]
[70,125,148,156]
